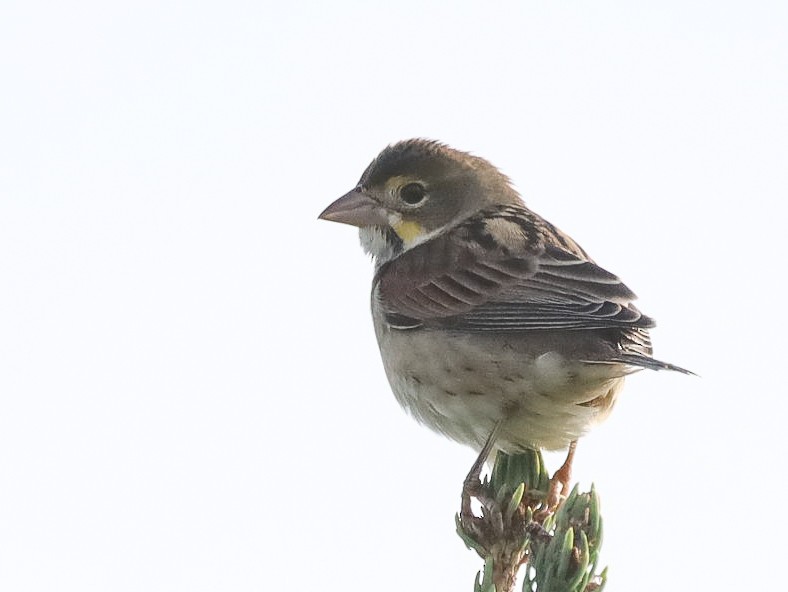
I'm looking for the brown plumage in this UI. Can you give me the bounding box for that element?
[320,138,689,459]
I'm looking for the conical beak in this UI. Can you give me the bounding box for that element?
[318,188,389,228]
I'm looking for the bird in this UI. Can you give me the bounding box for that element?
[318,138,690,506]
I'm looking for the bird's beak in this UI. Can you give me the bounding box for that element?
[318,188,389,228]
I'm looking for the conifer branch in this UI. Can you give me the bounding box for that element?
[456,451,607,592]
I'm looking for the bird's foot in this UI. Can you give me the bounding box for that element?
[544,466,571,510]
[460,423,503,537]
[536,440,577,520]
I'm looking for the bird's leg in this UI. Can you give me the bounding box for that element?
[461,422,502,532]
[545,440,577,511]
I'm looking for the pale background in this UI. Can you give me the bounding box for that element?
[1,1,785,590]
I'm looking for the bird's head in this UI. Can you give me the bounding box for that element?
[319,139,521,263]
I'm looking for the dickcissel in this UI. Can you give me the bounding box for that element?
[319,139,689,500]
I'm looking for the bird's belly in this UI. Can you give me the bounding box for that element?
[375,324,625,453]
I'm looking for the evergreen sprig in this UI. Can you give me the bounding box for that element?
[456,450,607,592]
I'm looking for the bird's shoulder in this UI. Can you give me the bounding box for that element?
[453,204,590,261]
[373,204,593,307]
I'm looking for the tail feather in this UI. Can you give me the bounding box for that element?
[613,354,696,375]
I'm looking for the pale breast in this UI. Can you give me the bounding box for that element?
[372,300,627,452]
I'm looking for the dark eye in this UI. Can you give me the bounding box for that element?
[400,182,427,205]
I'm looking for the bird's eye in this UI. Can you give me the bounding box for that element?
[400,183,427,205]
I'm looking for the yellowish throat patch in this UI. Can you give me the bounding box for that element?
[392,220,425,244]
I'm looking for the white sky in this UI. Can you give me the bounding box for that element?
[1,1,786,590]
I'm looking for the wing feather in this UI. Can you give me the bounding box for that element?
[375,206,652,332]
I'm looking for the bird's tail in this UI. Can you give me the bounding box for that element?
[613,354,696,375]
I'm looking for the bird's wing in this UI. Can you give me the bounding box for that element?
[375,206,654,332]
